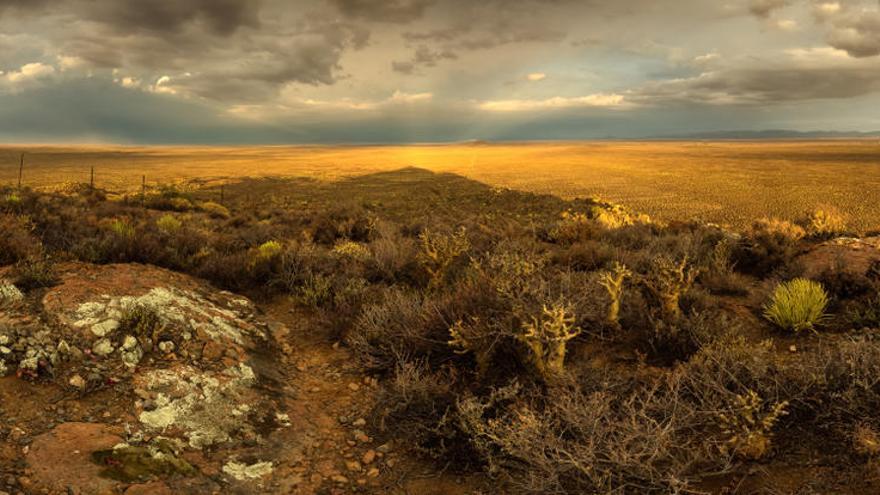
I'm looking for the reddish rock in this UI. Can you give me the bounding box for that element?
[124,481,174,495]
[26,422,124,495]
[798,236,880,279]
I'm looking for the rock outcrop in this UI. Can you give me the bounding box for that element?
[0,263,287,493]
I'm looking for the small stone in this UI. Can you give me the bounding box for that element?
[362,450,376,465]
[352,418,366,427]
[331,475,348,484]
[345,460,361,472]
[92,339,115,356]
[332,342,340,350]
[366,468,380,478]
[68,375,86,389]
[789,345,797,353]
[158,341,175,353]
[376,443,392,454]
[353,430,370,443]
[310,387,320,393]
[347,383,360,392]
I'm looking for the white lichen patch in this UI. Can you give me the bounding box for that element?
[222,460,274,481]
[136,363,260,449]
[71,287,257,344]
[0,281,23,306]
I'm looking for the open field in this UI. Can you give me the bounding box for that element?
[4,163,880,493]
[3,140,880,231]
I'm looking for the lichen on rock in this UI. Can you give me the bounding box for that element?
[135,363,263,449]
[222,460,274,481]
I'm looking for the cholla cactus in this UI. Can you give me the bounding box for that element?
[718,390,789,460]
[598,262,631,326]
[418,227,469,289]
[517,303,581,379]
[644,255,699,319]
[448,318,493,376]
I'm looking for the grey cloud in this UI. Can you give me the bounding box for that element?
[84,0,262,36]
[748,0,790,18]
[632,64,880,104]
[392,45,457,73]
[0,4,370,102]
[328,0,435,23]
[826,10,880,57]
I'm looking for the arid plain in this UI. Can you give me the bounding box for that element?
[3,140,880,231]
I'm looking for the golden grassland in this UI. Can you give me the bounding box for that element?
[2,140,880,231]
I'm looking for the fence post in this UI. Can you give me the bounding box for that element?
[18,152,24,190]
[90,165,95,191]
[141,175,146,205]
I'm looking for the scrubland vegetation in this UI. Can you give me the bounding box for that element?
[3,168,880,493]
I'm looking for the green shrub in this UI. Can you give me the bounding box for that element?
[763,278,829,332]
[156,214,182,235]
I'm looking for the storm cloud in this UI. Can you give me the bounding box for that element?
[2,0,880,143]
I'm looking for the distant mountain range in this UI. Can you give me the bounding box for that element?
[649,130,880,140]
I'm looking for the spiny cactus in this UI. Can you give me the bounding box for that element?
[517,303,581,379]
[418,227,469,289]
[718,390,788,460]
[644,255,699,319]
[598,262,631,326]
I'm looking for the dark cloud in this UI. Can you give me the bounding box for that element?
[632,64,880,104]
[826,10,880,57]
[748,0,790,18]
[84,0,262,36]
[328,0,435,23]
[391,45,457,73]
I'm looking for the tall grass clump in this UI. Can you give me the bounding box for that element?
[763,278,829,332]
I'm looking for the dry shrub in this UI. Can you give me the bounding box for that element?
[553,240,615,271]
[347,288,449,371]
[804,207,847,239]
[735,218,805,276]
[0,214,40,265]
[198,201,230,219]
[550,211,597,244]
[717,389,788,460]
[12,255,58,290]
[309,205,375,244]
[456,380,716,494]
[698,239,751,296]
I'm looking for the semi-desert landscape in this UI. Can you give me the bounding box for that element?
[4,140,880,232]
[6,0,880,493]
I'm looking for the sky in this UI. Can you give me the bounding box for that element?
[1,0,880,143]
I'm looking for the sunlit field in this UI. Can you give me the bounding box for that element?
[3,140,880,231]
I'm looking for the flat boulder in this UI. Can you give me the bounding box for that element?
[797,236,880,279]
[26,422,125,495]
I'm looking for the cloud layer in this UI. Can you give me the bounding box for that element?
[2,0,880,142]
